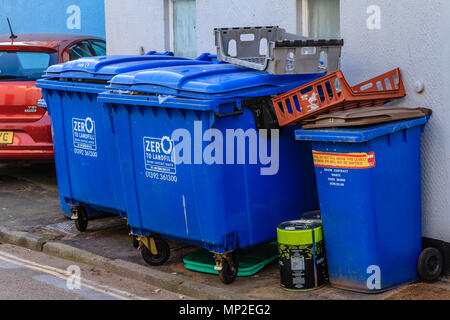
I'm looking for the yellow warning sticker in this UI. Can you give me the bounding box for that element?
[312,151,376,169]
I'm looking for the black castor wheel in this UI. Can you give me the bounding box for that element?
[417,247,443,282]
[140,238,170,266]
[132,235,139,249]
[72,206,88,232]
[219,253,239,285]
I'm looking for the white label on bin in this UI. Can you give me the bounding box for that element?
[72,117,98,158]
[143,136,178,182]
[324,168,348,187]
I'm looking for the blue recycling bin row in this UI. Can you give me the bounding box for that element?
[37,52,218,229]
[37,53,323,281]
[295,117,429,293]
[39,51,430,289]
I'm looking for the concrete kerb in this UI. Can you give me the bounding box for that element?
[109,259,247,300]
[0,226,46,252]
[43,242,248,300]
[0,226,248,300]
[42,241,111,266]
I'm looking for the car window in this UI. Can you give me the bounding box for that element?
[90,40,106,56]
[68,41,94,60]
[0,51,57,81]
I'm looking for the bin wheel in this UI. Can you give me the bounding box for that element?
[73,206,88,232]
[219,253,239,285]
[132,235,139,249]
[140,239,170,266]
[417,247,443,282]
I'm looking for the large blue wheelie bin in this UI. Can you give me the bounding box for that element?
[36,52,217,231]
[37,98,71,217]
[295,117,429,293]
[98,63,323,282]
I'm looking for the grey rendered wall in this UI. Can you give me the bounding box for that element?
[340,0,450,242]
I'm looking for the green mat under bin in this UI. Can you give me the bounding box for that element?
[183,242,278,277]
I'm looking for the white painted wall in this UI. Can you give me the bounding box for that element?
[340,0,450,242]
[105,0,300,56]
[196,0,298,54]
[104,0,169,55]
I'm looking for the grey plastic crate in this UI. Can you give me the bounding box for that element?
[214,26,343,75]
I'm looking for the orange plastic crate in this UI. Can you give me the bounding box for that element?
[272,68,406,127]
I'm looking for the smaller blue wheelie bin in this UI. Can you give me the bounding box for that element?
[295,116,429,293]
[98,63,324,283]
[36,52,216,231]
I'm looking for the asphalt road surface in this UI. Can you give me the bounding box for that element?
[0,243,189,300]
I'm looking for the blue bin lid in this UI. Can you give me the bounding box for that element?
[107,63,324,100]
[42,52,216,81]
[295,117,429,143]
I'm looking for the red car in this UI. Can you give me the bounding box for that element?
[0,33,106,161]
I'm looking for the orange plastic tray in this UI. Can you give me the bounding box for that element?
[272,68,406,127]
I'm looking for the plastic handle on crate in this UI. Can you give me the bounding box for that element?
[214,30,270,71]
[351,68,403,94]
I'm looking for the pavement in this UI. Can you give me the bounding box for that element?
[1,162,449,300]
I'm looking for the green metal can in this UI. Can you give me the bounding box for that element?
[277,220,328,291]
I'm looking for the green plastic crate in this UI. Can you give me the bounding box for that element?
[183,242,278,277]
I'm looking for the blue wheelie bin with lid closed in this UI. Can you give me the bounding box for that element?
[295,116,430,293]
[36,52,217,231]
[98,63,323,283]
